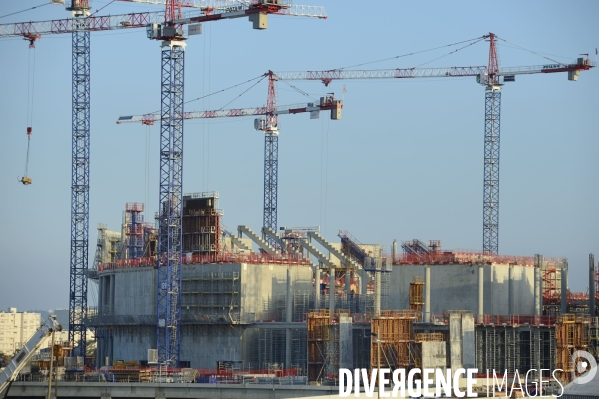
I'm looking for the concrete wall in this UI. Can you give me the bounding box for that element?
[240,263,312,321]
[388,263,535,315]
[421,341,446,370]
[113,268,157,316]
[100,262,312,368]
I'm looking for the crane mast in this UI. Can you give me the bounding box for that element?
[1,0,325,367]
[274,35,594,255]
[117,92,343,249]
[66,0,91,360]
[264,71,279,237]
[482,33,501,255]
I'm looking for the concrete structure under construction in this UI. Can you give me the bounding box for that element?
[94,261,312,369]
[86,196,599,386]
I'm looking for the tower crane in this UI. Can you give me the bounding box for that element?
[117,88,343,245]
[0,0,326,365]
[273,33,595,255]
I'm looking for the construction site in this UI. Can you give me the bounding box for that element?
[1,1,598,398]
[81,192,599,387]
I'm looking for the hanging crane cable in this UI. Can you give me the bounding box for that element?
[20,40,36,185]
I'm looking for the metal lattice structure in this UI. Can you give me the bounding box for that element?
[482,33,501,255]
[68,13,91,358]
[156,40,185,366]
[275,34,594,256]
[482,86,501,254]
[263,72,279,234]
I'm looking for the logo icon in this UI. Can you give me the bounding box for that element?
[572,350,597,384]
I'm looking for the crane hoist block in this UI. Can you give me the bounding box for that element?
[21,177,32,185]
[331,100,342,120]
[250,13,268,30]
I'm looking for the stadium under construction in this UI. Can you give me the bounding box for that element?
[87,193,599,386]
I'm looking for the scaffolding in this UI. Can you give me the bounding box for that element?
[307,310,331,382]
[181,271,240,323]
[370,310,418,371]
[554,314,590,383]
[252,328,306,372]
[182,192,222,256]
[590,317,599,359]
[475,324,555,378]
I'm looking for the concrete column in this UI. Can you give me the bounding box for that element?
[424,267,431,322]
[97,276,104,315]
[478,266,484,320]
[329,267,336,316]
[561,267,568,314]
[109,274,116,315]
[315,265,321,309]
[285,269,292,369]
[590,254,596,317]
[95,331,102,369]
[508,265,514,315]
[359,268,368,296]
[392,240,397,264]
[345,270,351,296]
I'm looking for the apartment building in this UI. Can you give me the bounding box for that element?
[0,308,41,355]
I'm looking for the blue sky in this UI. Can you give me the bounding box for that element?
[0,1,597,311]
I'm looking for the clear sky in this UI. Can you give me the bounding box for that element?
[0,1,597,311]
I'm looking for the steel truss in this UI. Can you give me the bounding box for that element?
[482,86,501,254]
[156,40,185,366]
[69,17,91,357]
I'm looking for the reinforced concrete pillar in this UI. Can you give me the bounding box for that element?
[561,267,568,314]
[424,267,431,322]
[109,274,115,315]
[478,266,484,321]
[329,266,336,316]
[590,254,596,317]
[285,269,292,369]
[392,240,397,264]
[345,270,351,296]
[98,276,104,316]
[508,265,514,315]
[359,268,368,296]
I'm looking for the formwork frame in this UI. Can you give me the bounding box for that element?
[409,276,424,313]
[370,310,418,371]
[554,314,590,383]
[307,310,330,382]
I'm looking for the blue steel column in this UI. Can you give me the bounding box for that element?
[69,16,90,358]
[156,40,184,366]
[482,85,501,255]
[263,130,278,232]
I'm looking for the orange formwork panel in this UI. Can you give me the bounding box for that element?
[555,314,590,383]
[409,277,424,313]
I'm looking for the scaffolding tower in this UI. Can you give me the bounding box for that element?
[125,203,145,259]
[555,314,590,383]
[370,310,418,371]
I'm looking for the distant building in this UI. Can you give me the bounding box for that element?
[0,308,41,355]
